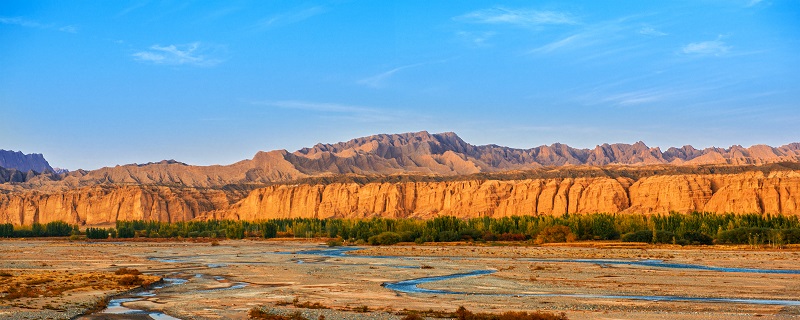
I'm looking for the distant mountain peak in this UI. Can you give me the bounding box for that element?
[0,149,54,173]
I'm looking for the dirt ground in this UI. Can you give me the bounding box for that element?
[1,239,799,320]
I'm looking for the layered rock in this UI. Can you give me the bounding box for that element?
[3,171,800,225]
[0,185,244,226]
[205,171,800,221]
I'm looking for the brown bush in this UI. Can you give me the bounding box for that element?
[455,306,568,320]
[535,226,577,244]
[248,308,308,320]
[116,275,143,286]
[114,268,142,276]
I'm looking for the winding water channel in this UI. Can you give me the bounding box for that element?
[90,245,800,319]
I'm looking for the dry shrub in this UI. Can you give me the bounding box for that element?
[401,314,425,320]
[114,268,142,276]
[294,300,328,309]
[3,286,41,300]
[455,306,568,320]
[535,226,577,244]
[116,275,143,286]
[248,308,308,320]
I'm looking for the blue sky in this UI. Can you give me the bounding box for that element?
[1,1,798,170]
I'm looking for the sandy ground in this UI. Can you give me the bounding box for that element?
[0,239,799,320]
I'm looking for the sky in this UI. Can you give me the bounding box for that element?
[1,0,798,170]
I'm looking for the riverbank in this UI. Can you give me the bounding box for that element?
[0,266,159,320]
[1,239,799,319]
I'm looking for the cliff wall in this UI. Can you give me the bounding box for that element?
[2,171,799,225]
[209,171,800,220]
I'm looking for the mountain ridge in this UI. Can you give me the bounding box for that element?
[0,150,54,173]
[3,131,800,191]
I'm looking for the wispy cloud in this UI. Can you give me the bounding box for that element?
[529,34,593,54]
[745,0,764,7]
[455,7,576,27]
[0,16,77,33]
[638,26,667,36]
[253,6,326,30]
[357,63,429,88]
[132,42,224,66]
[682,37,731,56]
[117,0,150,17]
[255,100,397,122]
[59,25,78,33]
[456,31,496,47]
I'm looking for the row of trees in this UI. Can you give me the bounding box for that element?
[2,213,800,246]
[0,221,75,238]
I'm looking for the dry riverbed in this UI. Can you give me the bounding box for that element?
[1,239,799,319]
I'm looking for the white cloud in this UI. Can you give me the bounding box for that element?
[455,7,576,27]
[638,26,667,36]
[529,34,589,54]
[59,25,78,33]
[254,6,326,30]
[256,100,396,122]
[132,42,223,66]
[357,63,427,88]
[682,39,731,56]
[746,0,764,7]
[1,16,77,33]
[456,31,496,47]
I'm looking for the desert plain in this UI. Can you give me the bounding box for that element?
[1,239,799,320]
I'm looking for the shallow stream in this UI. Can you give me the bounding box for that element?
[89,245,800,319]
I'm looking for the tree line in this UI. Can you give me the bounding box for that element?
[2,213,799,246]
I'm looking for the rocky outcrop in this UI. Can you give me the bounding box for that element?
[205,171,800,221]
[0,150,53,173]
[0,185,245,226]
[2,171,800,225]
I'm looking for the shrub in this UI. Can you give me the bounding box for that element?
[454,306,568,320]
[117,226,135,238]
[0,223,12,238]
[437,230,461,242]
[368,232,401,245]
[782,228,800,244]
[716,227,771,244]
[498,233,527,241]
[653,230,676,244]
[681,231,713,245]
[621,230,653,243]
[115,268,142,275]
[117,275,143,286]
[535,226,576,244]
[248,308,309,320]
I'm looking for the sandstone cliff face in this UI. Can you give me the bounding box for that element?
[0,186,240,226]
[3,171,800,225]
[207,171,800,221]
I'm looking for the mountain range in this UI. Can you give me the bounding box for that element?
[2,131,800,226]
[3,131,800,191]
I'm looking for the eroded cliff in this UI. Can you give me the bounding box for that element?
[2,171,800,225]
[207,171,800,221]
[0,185,246,226]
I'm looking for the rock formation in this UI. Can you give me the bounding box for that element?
[0,150,54,173]
[7,132,800,191]
[0,185,250,226]
[3,131,800,225]
[199,171,800,221]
